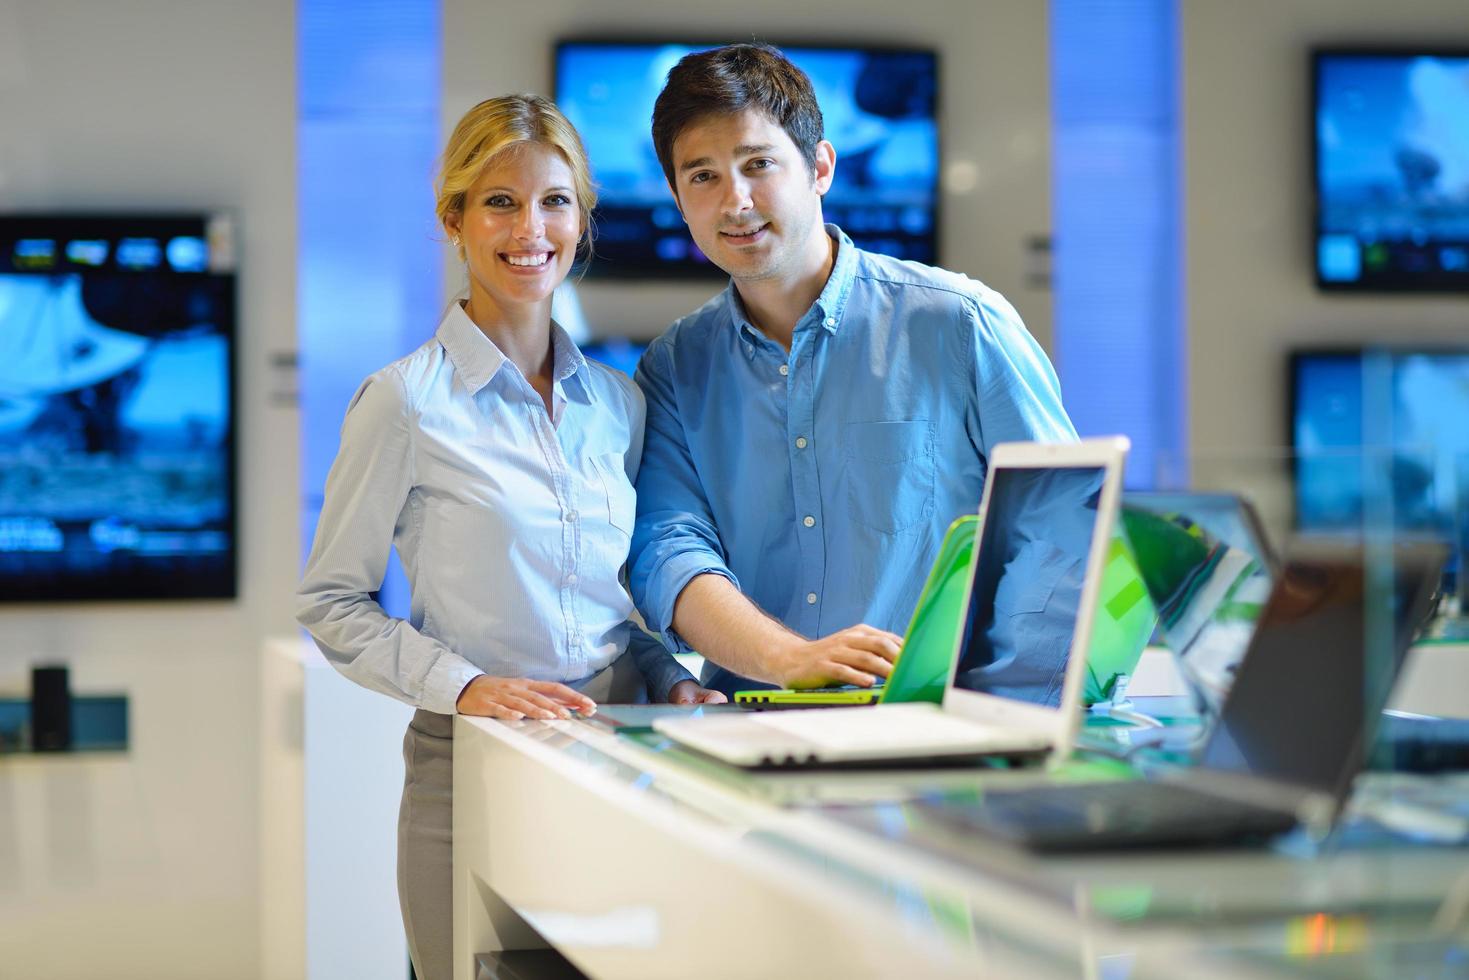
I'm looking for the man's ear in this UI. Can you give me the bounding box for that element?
[812,140,837,196]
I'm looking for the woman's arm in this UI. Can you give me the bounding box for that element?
[296,370,483,714]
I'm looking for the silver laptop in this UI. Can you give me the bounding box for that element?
[652,437,1131,767]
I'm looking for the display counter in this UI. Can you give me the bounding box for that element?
[451,699,1469,980]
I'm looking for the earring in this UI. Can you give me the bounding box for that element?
[452,235,461,247]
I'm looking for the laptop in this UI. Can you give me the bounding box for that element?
[651,437,1131,767]
[1114,492,1277,721]
[734,513,978,708]
[910,539,1447,850]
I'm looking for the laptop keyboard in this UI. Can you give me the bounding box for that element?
[916,780,1298,851]
[749,704,1049,753]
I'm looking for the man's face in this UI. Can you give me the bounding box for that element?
[668,109,835,284]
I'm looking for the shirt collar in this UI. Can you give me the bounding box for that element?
[721,224,856,355]
[550,318,597,405]
[810,223,856,334]
[435,301,595,404]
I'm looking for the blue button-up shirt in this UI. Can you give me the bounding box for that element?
[297,303,692,715]
[630,226,1076,695]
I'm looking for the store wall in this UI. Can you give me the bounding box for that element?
[0,2,296,977]
[440,0,1054,350]
[1182,0,1467,531]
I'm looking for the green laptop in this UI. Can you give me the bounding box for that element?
[735,514,978,708]
[735,510,1162,711]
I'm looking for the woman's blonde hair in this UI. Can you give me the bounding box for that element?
[435,94,596,262]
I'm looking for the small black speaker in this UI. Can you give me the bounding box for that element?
[31,665,72,752]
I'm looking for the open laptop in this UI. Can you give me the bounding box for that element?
[1113,492,1278,722]
[734,513,978,708]
[910,539,1447,850]
[651,437,1131,767]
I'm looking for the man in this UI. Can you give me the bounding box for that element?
[630,43,1076,697]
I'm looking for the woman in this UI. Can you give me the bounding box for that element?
[296,94,724,980]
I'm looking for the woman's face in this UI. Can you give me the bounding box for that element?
[448,142,582,321]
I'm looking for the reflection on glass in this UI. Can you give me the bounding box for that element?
[955,466,1103,707]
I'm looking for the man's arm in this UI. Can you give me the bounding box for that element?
[963,288,1078,452]
[631,338,901,688]
[671,574,901,688]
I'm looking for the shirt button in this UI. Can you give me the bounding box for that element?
[778,364,789,376]
[806,592,818,605]
[566,573,578,586]
[570,633,582,646]
[825,316,837,328]
[566,510,579,523]
[803,515,815,528]
[795,436,807,449]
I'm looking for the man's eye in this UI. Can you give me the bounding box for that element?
[748,159,772,171]
[689,172,712,185]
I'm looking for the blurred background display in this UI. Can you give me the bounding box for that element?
[1315,50,1469,291]
[1291,347,1469,593]
[0,215,236,601]
[556,40,940,278]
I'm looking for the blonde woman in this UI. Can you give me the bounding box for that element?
[297,94,724,980]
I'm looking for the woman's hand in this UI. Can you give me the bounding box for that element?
[455,676,597,720]
[666,680,729,705]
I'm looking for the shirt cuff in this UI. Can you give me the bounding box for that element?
[646,554,739,656]
[420,652,485,715]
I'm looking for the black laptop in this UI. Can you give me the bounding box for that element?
[911,540,1447,852]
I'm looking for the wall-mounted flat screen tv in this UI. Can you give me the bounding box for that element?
[0,214,236,601]
[1314,49,1469,291]
[555,40,940,278]
[1290,347,1468,587]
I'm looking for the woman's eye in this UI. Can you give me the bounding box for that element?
[486,195,512,207]
[544,194,571,207]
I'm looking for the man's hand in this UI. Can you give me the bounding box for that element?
[455,676,597,721]
[773,625,904,689]
[666,679,729,705]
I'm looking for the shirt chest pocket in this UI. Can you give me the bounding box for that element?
[591,452,636,537]
[843,419,936,534]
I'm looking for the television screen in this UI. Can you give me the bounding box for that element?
[0,215,236,601]
[1291,349,1469,580]
[555,40,940,278]
[1314,49,1469,291]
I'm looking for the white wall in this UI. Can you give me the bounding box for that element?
[441,0,1054,350]
[1183,0,1468,531]
[0,2,296,977]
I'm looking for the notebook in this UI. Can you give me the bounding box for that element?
[733,513,977,708]
[652,437,1131,767]
[1116,492,1277,722]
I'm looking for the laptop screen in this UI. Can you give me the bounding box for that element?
[953,465,1105,708]
[1199,546,1442,797]
[1119,494,1275,716]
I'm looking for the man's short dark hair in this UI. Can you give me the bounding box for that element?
[651,43,825,190]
